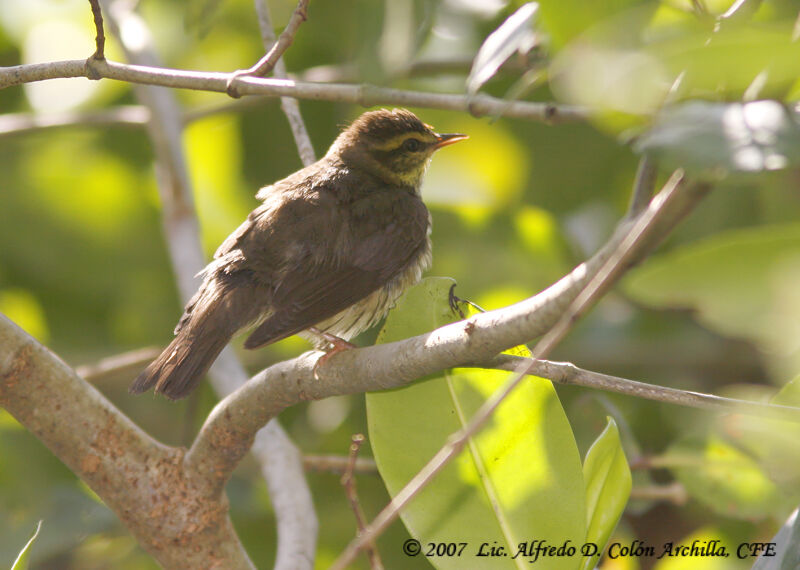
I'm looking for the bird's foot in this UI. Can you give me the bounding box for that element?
[310,327,356,378]
[448,283,486,318]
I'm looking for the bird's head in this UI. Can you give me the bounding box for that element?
[329,108,467,189]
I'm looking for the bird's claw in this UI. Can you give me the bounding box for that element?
[310,327,356,378]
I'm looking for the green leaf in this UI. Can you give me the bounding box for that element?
[752,508,800,570]
[649,25,800,102]
[624,223,800,379]
[715,377,800,500]
[580,417,631,570]
[466,3,540,96]
[665,435,784,519]
[11,520,41,570]
[538,0,654,48]
[634,100,800,173]
[367,278,585,569]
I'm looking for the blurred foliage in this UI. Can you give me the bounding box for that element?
[2,0,800,568]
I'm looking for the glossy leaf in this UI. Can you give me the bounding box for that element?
[11,521,41,570]
[367,278,585,569]
[580,417,631,570]
[635,100,800,173]
[752,508,800,570]
[466,3,539,96]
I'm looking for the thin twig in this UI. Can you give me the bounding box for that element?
[627,155,658,217]
[87,0,106,60]
[483,356,800,422]
[629,482,688,505]
[226,0,310,98]
[0,107,151,137]
[329,172,707,569]
[304,454,378,474]
[253,0,315,165]
[75,346,160,382]
[0,99,271,139]
[0,59,588,124]
[341,435,384,570]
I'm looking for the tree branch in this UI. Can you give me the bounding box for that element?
[341,434,384,569]
[304,454,378,474]
[75,346,160,383]
[0,59,587,123]
[226,0,309,97]
[253,0,316,165]
[0,315,254,569]
[87,0,106,61]
[484,356,800,422]
[627,154,658,217]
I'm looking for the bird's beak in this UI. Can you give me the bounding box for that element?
[433,133,468,149]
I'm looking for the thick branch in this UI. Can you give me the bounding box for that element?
[0,59,587,123]
[0,315,253,569]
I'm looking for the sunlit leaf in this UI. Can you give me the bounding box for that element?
[11,520,41,570]
[466,3,540,96]
[635,100,800,172]
[581,417,631,570]
[367,278,585,569]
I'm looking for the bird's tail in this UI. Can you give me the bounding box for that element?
[130,300,237,400]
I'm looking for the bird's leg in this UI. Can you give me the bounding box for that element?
[448,283,486,318]
[309,327,357,376]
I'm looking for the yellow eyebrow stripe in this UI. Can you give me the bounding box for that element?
[371,133,435,151]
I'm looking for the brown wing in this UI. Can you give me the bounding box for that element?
[243,191,429,349]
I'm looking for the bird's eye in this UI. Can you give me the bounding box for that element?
[402,138,422,152]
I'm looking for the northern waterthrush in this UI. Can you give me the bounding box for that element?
[130,108,466,399]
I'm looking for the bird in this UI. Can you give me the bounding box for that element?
[130,108,467,400]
